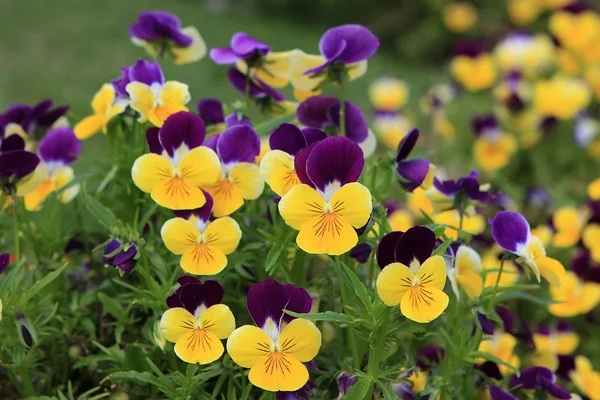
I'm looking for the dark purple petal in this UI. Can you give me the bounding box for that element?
[296,96,339,130]
[0,253,9,275]
[112,67,131,99]
[282,284,312,323]
[0,150,39,179]
[540,376,571,399]
[488,386,517,400]
[180,280,225,314]
[210,47,243,64]
[394,226,436,266]
[454,40,486,58]
[38,127,81,165]
[20,323,33,347]
[0,104,31,130]
[376,231,404,269]
[301,128,327,146]
[167,276,202,309]
[293,143,317,187]
[396,129,419,162]
[197,98,225,126]
[327,101,368,144]
[128,59,165,86]
[562,2,590,14]
[130,11,192,46]
[117,259,136,272]
[103,240,121,264]
[416,345,445,370]
[434,177,459,197]
[158,112,206,156]
[556,320,573,332]
[479,362,502,380]
[471,114,498,137]
[146,127,163,154]
[173,191,214,223]
[490,211,530,253]
[336,372,357,397]
[509,366,552,389]
[230,32,270,58]
[203,134,219,153]
[382,200,400,216]
[217,125,260,165]
[396,159,430,192]
[37,104,69,130]
[556,355,575,380]
[269,123,307,155]
[227,68,264,98]
[318,24,379,64]
[392,383,417,400]
[350,243,372,264]
[305,136,364,191]
[113,245,137,266]
[1,134,26,152]
[477,312,495,335]
[225,113,252,127]
[247,279,290,330]
[254,78,286,102]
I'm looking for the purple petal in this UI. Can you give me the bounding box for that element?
[230,32,270,58]
[282,284,312,323]
[556,355,575,380]
[471,114,498,137]
[227,68,264,98]
[197,98,225,126]
[434,177,459,197]
[479,362,502,380]
[167,276,201,309]
[488,386,517,400]
[0,104,32,130]
[0,150,39,179]
[490,211,530,253]
[112,67,131,99]
[556,320,574,332]
[1,134,26,152]
[133,11,192,46]
[0,253,9,274]
[296,96,339,130]
[394,226,436,266]
[293,143,317,187]
[454,40,486,58]
[158,112,206,157]
[376,231,404,269]
[247,279,290,330]
[396,159,430,192]
[540,376,571,399]
[36,103,69,130]
[303,59,334,76]
[38,127,81,165]
[301,128,327,146]
[350,243,372,264]
[416,345,445,369]
[146,127,163,154]
[173,191,214,222]
[477,312,495,335]
[269,123,307,155]
[395,129,419,162]
[217,125,260,165]
[113,245,137,266]
[20,323,33,347]
[336,372,357,397]
[178,275,201,286]
[497,307,515,333]
[254,78,286,102]
[509,366,550,389]
[103,240,121,264]
[305,136,364,191]
[210,47,242,65]
[225,113,252,127]
[180,279,225,314]
[327,101,368,144]
[128,59,165,86]
[319,24,379,64]
[203,134,219,153]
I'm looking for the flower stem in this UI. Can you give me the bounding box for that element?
[491,255,506,302]
[12,198,21,262]
[19,367,35,396]
[336,256,360,369]
[338,76,346,137]
[365,308,391,396]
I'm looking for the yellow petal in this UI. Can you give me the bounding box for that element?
[401,286,449,323]
[556,332,580,355]
[248,352,309,392]
[376,262,414,306]
[16,165,45,197]
[456,270,484,298]
[174,328,224,364]
[181,243,227,275]
[131,153,175,193]
[160,81,190,107]
[260,150,300,197]
[278,184,326,230]
[161,218,200,254]
[277,319,321,362]
[230,162,264,200]
[587,178,600,201]
[151,177,207,210]
[296,213,357,255]
[160,307,196,342]
[416,256,447,291]
[347,61,367,81]
[451,55,497,92]
[579,282,600,314]
[201,304,235,339]
[74,115,106,140]
[531,351,559,372]
[455,245,482,274]
[536,256,565,288]
[126,82,156,123]
[227,325,274,368]
[177,146,222,187]
[389,209,414,232]
[290,53,326,91]
[203,217,242,255]
[330,182,372,228]
[24,180,54,211]
[91,84,116,114]
[583,224,600,258]
[149,104,189,128]
[173,26,207,65]
[55,167,79,204]
[203,179,244,217]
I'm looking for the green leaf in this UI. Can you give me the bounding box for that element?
[97,292,128,323]
[467,351,519,373]
[432,238,453,257]
[80,190,120,230]
[342,262,373,312]
[254,113,295,136]
[344,376,373,400]
[283,310,354,323]
[102,371,170,392]
[21,265,66,305]
[493,291,554,306]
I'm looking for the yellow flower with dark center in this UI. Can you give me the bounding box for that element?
[74,84,128,140]
[451,49,497,92]
[478,332,520,375]
[549,9,600,51]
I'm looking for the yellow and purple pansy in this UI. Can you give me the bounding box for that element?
[450,41,497,92]
[532,322,580,370]
[278,136,372,255]
[471,114,517,171]
[226,67,286,104]
[160,277,235,364]
[551,206,588,248]
[494,31,555,77]
[395,129,435,192]
[131,111,221,210]
[447,244,484,299]
[201,125,264,217]
[434,169,496,203]
[227,279,321,392]
[533,76,591,121]
[123,59,190,127]
[24,127,81,211]
[210,32,270,65]
[549,3,600,51]
[490,211,565,287]
[161,192,242,275]
[0,132,41,203]
[74,84,129,140]
[478,330,520,375]
[260,123,326,197]
[376,226,449,323]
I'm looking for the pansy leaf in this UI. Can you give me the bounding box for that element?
[254,113,296,136]
[97,292,128,324]
[344,376,374,400]
[80,191,121,230]
[342,262,373,312]
[283,310,354,323]
[21,265,66,305]
[432,239,453,257]
[467,351,520,373]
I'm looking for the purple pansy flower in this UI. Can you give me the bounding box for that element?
[103,239,138,274]
[130,11,193,47]
[471,114,500,137]
[197,98,225,126]
[296,95,369,146]
[269,123,327,157]
[509,367,570,399]
[210,32,270,65]
[111,59,165,99]
[454,40,486,59]
[227,68,285,102]
[336,372,357,398]
[488,386,517,400]
[572,249,600,283]
[376,226,436,269]
[349,243,372,264]
[0,100,69,140]
[304,24,379,76]
[434,170,496,202]
[395,129,433,192]
[0,253,9,275]
[166,276,224,315]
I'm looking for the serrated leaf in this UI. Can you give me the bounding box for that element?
[21,265,66,305]
[284,310,354,323]
[344,376,373,400]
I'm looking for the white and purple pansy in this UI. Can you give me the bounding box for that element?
[395,128,435,192]
[210,32,270,65]
[0,100,69,145]
[434,169,496,202]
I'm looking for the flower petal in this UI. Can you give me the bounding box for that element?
[305,137,364,191]
[161,217,200,254]
[174,328,224,364]
[126,82,156,122]
[178,279,225,314]
[249,353,309,392]
[401,286,449,323]
[91,83,116,115]
[38,127,81,165]
[201,304,236,339]
[296,213,358,255]
[394,226,436,266]
[230,162,264,200]
[160,307,196,342]
[327,100,369,144]
[177,146,221,186]
[230,32,270,58]
[296,95,339,129]
[277,319,321,362]
[217,125,261,165]
[160,81,190,107]
[396,129,419,162]
[456,270,484,298]
[203,179,244,217]
[151,177,207,210]
[416,255,447,291]
[173,26,207,65]
[490,211,530,253]
[260,150,300,197]
[319,24,379,64]
[74,115,106,140]
[537,256,566,288]
[279,184,326,230]
[282,285,312,323]
[159,111,206,156]
[269,123,307,155]
[180,244,228,275]
[145,127,163,154]
[376,262,414,306]
[210,47,242,64]
[197,98,225,126]
[455,245,482,273]
[247,279,290,331]
[329,182,372,228]
[227,325,274,368]
[131,153,174,193]
[203,217,242,255]
[376,232,404,269]
[396,159,430,192]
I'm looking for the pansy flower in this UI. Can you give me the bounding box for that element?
[130,11,206,65]
[74,84,129,140]
[570,356,600,399]
[494,32,555,77]
[490,211,565,287]
[433,208,486,240]
[201,125,264,217]
[125,59,190,127]
[24,127,81,211]
[447,245,483,299]
[434,169,496,203]
[533,76,591,120]
[583,223,600,262]
[532,322,579,370]
[478,331,520,375]
[226,67,286,105]
[549,4,600,51]
[549,271,600,317]
[303,24,379,79]
[383,201,415,232]
[372,112,415,150]
[551,206,588,248]
[450,41,497,92]
[197,98,251,134]
[509,367,571,399]
[471,114,517,172]
[131,112,221,210]
[260,123,326,197]
[160,277,235,364]
[103,239,138,276]
[0,100,69,146]
[442,2,477,33]
[278,137,372,255]
[0,135,40,202]
[161,192,241,275]
[369,77,409,112]
[227,279,321,392]
[395,129,435,192]
[210,32,270,65]
[376,226,449,323]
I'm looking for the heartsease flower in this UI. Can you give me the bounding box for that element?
[210,32,270,65]
[395,129,435,192]
[103,239,138,275]
[74,84,129,140]
[471,114,516,171]
[434,169,496,203]
[0,100,69,144]
[509,367,571,399]
[447,245,484,299]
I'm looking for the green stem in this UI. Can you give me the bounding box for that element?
[12,198,20,262]
[339,77,346,137]
[491,255,506,302]
[336,256,360,369]
[366,308,391,397]
[19,367,35,397]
